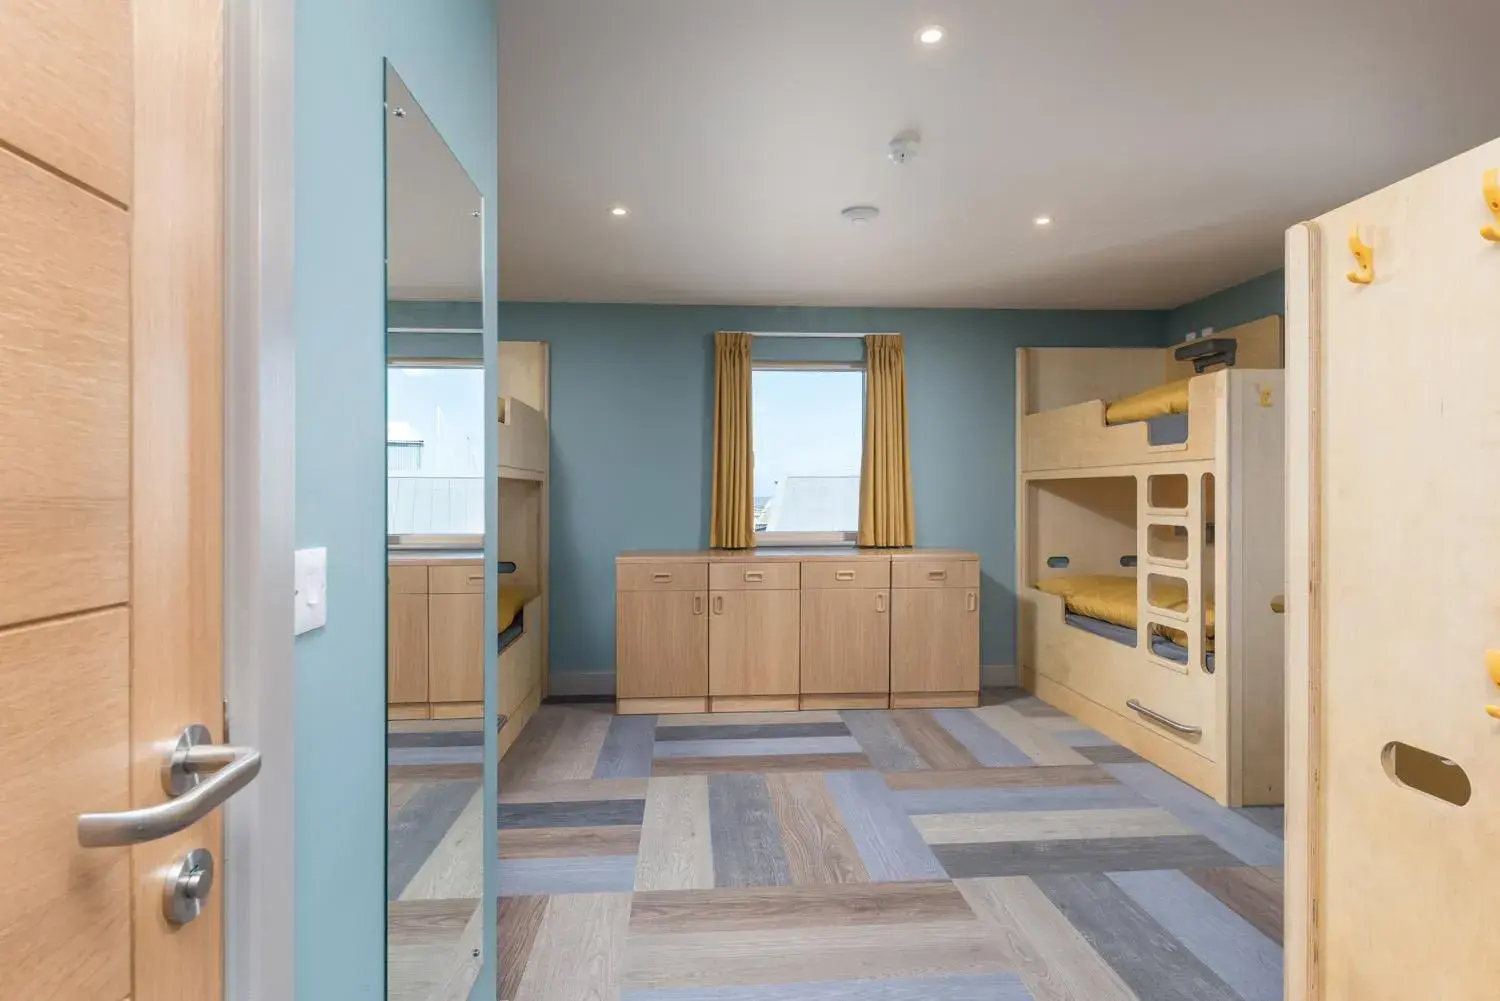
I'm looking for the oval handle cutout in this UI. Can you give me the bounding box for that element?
[1382,741,1472,806]
[1046,556,1070,569]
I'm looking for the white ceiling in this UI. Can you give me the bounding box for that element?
[386,65,483,301]
[496,0,1500,309]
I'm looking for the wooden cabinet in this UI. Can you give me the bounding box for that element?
[617,589,708,705]
[387,555,485,720]
[799,587,890,702]
[388,593,429,707]
[428,593,485,709]
[616,550,978,713]
[709,588,800,706]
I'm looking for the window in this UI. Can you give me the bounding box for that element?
[387,362,485,542]
[752,363,865,545]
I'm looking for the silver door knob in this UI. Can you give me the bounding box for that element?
[164,848,215,925]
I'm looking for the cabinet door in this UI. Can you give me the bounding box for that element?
[709,589,799,697]
[428,592,485,703]
[388,592,429,704]
[891,588,979,694]
[799,588,890,695]
[617,590,708,698]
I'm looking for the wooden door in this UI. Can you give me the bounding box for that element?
[709,589,800,697]
[617,591,708,698]
[1285,136,1500,1001]
[0,1,227,998]
[429,593,485,706]
[891,587,979,694]
[799,588,890,695]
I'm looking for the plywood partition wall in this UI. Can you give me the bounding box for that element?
[1285,136,1500,1001]
[499,340,549,700]
[1024,477,1137,586]
[1018,346,1164,415]
[1163,314,1285,381]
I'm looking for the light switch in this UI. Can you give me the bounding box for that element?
[294,547,328,635]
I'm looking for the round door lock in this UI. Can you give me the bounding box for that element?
[164,848,215,925]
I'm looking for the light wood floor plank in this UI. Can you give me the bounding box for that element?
[627,882,971,935]
[635,776,714,891]
[401,784,485,901]
[655,710,842,727]
[515,892,632,1001]
[766,772,868,885]
[534,708,613,782]
[501,777,649,805]
[973,705,1092,766]
[501,825,643,860]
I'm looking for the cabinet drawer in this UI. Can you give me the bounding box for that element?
[617,561,708,591]
[801,560,890,589]
[429,564,487,594]
[388,565,428,594]
[892,559,979,589]
[709,561,800,591]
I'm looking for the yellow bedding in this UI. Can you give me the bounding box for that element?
[1103,379,1192,425]
[1035,573,1213,650]
[498,583,538,633]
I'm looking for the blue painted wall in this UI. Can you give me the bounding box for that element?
[293,2,496,998]
[387,300,484,360]
[498,304,1165,677]
[1162,269,1285,342]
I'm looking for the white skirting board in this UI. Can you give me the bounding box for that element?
[547,668,1014,699]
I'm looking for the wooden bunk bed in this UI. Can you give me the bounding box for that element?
[1015,316,1285,806]
[496,341,550,759]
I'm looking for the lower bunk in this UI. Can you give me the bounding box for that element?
[1019,586,1281,807]
[497,585,543,759]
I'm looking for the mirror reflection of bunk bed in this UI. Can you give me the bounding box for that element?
[1015,316,1285,807]
[497,341,549,759]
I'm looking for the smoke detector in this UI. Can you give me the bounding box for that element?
[841,205,880,224]
[887,130,921,165]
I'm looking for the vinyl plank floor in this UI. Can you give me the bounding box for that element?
[933,834,1240,878]
[1234,806,1285,839]
[499,708,567,786]
[388,780,481,900]
[895,784,1148,816]
[956,877,1140,1001]
[513,891,632,1001]
[500,825,644,860]
[1183,865,1285,945]
[1103,763,1284,866]
[388,762,484,782]
[500,798,647,830]
[1109,869,1283,1001]
[388,730,485,748]
[498,894,548,1001]
[929,709,1037,767]
[651,753,872,777]
[1074,745,1145,765]
[839,710,927,772]
[914,807,1191,845]
[883,765,1114,791]
[890,711,982,770]
[627,881,972,935]
[388,745,484,767]
[501,777,649,804]
[401,783,485,901]
[708,773,792,888]
[971,705,1092,767]
[635,775,715,892]
[1033,872,1242,1001]
[532,708,613,782]
[1050,727,1119,747]
[655,722,851,741]
[654,736,863,759]
[823,770,947,883]
[618,972,1033,1000]
[594,714,659,779]
[499,854,639,897]
[655,710,843,727]
[766,772,868,885]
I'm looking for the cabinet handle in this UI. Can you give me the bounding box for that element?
[928,569,948,580]
[713,595,724,615]
[967,591,977,612]
[653,572,673,582]
[875,592,886,613]
[693,594,703,615]
[744,570,763,582]
[835,570,856,581]
[466,573,485,584]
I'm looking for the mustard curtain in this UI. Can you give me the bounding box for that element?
[858,334,916,547]
[710,331,755,548]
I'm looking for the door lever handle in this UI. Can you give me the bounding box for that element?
[78,724,262,848]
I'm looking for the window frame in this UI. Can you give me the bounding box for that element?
[386,356,486,549]
[750,359,866,548]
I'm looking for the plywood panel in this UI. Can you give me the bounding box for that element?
[499,478,543,593]
[0,610,131,1001]
[0,0,132,202]
[0,147,129,629]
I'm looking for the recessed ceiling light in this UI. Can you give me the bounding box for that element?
[841,205,880,224]
[917,25,945,45]
[610,206,629,217]
[1034,215,1053,227]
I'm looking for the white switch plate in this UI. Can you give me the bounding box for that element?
[293,547,328,635]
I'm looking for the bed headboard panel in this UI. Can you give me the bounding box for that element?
[1163,314,1283,381]
[498,477,542,593]
[1018,347,1166,415]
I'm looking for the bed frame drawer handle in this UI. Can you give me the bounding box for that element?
[1127,699,1201,737]
[653,572,672,582]
[835,570,856,581]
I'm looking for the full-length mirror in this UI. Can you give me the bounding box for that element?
[383,62,488,1001]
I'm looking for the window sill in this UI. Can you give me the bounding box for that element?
[753,532,858,548]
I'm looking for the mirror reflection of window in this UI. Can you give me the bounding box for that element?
[387,363,485,540]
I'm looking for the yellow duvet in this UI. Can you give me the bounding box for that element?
[1103,379,1192,425]
[498,583,538,634]
[1035,573,1213,650]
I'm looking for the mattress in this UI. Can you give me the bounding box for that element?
[1104,379,1192,425]
[1063,612,1216,671]
[1035,573,1214,651]
[498,582,538,634]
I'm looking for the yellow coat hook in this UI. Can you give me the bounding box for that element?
[1487,649,1500,688]
[1482,169,1500,242]
[1347,225,1374,284]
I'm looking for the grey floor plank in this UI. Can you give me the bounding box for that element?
[1054,728,1119,748]
[497,854,638,896]
[895,784,1147,816]
[839,711,928,772]
[619,971,1033,999]
[933,835,1240,878]
[824,770,947,883]
[1234,806,1285,840]
[1034,872,1243,1001]
[499,798,646,830]
[655,722,851,742]
[1076,745,1145,765]
[389,745,485,766]
[707,773,793,888]
[929,709,1036,767]
[655,736,863,759]
[1104,763,1284,866]
[594,714,659,779]
[388,780,481,899]
[387,730,485,748]
[1110,869,1283,1001]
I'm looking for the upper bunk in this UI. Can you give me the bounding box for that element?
[497,340,550,481]
[1017,316,1283,476]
